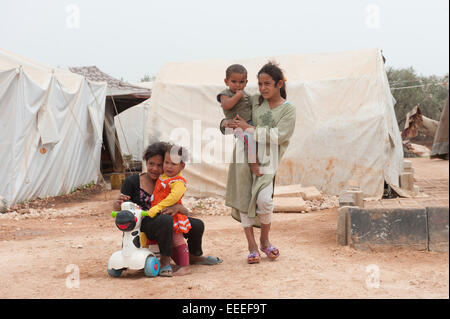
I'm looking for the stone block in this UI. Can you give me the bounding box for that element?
[299,186,322,200]
[399,172,414,191]
[273,196,307,212]
[339,192,356,207]
[344,207,428,251]
[339,190,363,207]
[403,160,412,170]
[337,207,349,245]
[427,206,449,252]
[273,184,303,198]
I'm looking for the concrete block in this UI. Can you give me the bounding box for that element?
[339,192,356,207]
[299,186,322,200]
[339,190,364,207]
[344,207,428,251]
[427,207,449,252]
[273,184,303,198]
[273,196,307,212]
[399,172,414,191]
[403,160,412,170]
[339,191,356,207]
[337,207,349,245]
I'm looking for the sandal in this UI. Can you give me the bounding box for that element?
[247,251,260,264]
[158,265,173,277]
[260,245,280,260]
[191,256,223,265]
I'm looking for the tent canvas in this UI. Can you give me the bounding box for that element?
[69,66,152,173]
[114,99,150,163]
[145,48,403,199]
[431,96,449,158]
[0,48,107,206]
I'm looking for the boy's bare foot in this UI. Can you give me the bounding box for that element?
[173,265,191,276]
[250,163,262,176]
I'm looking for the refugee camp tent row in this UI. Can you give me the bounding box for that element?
[0,48,107,206]
[146,48,403,199]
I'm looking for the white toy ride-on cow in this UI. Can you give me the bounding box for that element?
[107,202,160,277]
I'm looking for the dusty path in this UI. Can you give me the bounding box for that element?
[0,158,448,299]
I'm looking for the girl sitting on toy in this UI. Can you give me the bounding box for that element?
[114,142,222,277]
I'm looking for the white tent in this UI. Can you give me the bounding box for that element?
[146,48,403,199]
[0,48,107,206]
[114,99,150,162]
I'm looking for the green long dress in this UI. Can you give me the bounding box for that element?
[224,95,296,226]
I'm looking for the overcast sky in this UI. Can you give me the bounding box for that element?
[1,0,448,82]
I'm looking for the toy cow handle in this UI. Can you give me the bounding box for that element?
[111,210,149,217]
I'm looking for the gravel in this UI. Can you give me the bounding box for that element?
[0,193,339,220]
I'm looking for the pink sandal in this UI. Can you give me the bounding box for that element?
[260,245,280,260]
[247,251,260,264]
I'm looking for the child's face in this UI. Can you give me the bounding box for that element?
[163,152,185,177]
[258,73,282,100]
[224,72,248,93]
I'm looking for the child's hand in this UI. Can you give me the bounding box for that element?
[161,204,190,216]
[114,194,130,210]
[161,206,177,216]
[223,119,238,129]
[235,89,244,99]
[233,114,252,130]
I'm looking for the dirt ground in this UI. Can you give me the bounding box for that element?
[0,158,448,299]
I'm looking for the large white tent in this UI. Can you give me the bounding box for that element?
[145,48,403,199]
[0,48,107,206]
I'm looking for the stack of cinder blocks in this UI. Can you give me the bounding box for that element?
[400,160,420,194]
[338,180,364,208]
[272,184,322,212]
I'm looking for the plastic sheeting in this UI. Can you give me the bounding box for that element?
[0,48,107,205]
[114,100,150,161]
[145,48,403,199]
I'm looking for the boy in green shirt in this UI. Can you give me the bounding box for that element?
[217,64,260,176]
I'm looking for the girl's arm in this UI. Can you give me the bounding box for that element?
[148,181,186,217]
[113,193,131,211]
[113,175,138,211]
[235,106,296,146]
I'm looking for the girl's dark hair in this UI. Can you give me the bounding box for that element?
[143,141,170,161]
[257,61,287,104]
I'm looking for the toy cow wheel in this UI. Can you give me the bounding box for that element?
[107,266,124,277]
[144,256,160,277]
